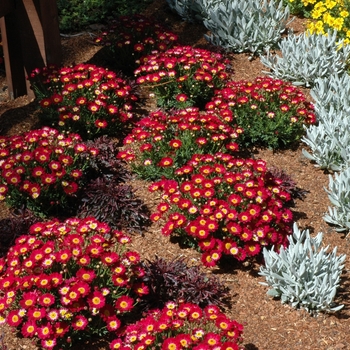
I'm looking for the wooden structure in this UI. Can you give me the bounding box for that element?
[0,0,62,99]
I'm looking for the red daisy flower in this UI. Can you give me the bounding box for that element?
[7,310,22,327]
[20,291,37,309]
[76,268,96,283]
[21,320,37,338]
[115,295,134,312]
[163,338,181,350]
[106,316,121,331]
[37,322,53,340]
[72,315,88,330]
[88,291,106,309]
[159,157,173,167]
[38,293,55,307]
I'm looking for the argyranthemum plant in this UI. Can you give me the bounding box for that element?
[134,45,232,109]
[0,127,96,217]
[205,76,316,149]
[94,14,178,75]
[0,217,147,349]
[110,301,244,350]
[30,63,138,140]
[117,107,242,180]
[149,152,294,267]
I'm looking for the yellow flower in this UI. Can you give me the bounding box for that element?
[315,20,325,32]
[340,10,349,18]
[307,22,316,34]
[333,17,344,31]
[346,29,350,38]
[325,0,337,9]
[311,9,322,19]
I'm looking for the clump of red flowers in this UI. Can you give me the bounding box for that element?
[95,14,178,75]
[206,76,316,149]
[30,63,138,140]
[0,127,96,216]
[134,45,232,109]
[149,152,294,267]
[0,217,147,349]
[110,301,244,350]
[118,107,242,180]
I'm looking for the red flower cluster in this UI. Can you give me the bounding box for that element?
[149,152,294,267]
[30,63,137,139]
[0,127,95,216]
[205,76,316,149]
[95,14,178,74]
[110,301,244,350]
[0,217,146,349]
[118,107,241,180]
[134,45,231,109]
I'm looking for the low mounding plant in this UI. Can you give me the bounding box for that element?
[149,152,294,267]
[259,223,346,314]
[0,217,147,349]
[118,107,241,180]
[302,74,350,171]
[307,0,350,44]
[323,167,350,233]
[203,0,291,56]
[267,167,309,201]
[30,63,138,140]
[94,14,178,75]
[165,0,223,22]
[134,45,232,109]
[57,0,150,33]
[83,135,131,181]
[110,301,244,350]
[140,256,230,310]
[0,127,96,217]
[302,106,350,172]
[77,176,151,233]
[281,0,313,17]
[260,30,350,87]
[311,73,350,116]
[205,76,316,149]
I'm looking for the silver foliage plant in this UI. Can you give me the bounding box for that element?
[302,74,350,233]
[311,73,350,115]
[302,74,350,171]
[324,167,350,233]
[165,0,219,22]
[302,107,350,171]
[259,223,346,315]
[260,31,350,87]
[202,0,291,56]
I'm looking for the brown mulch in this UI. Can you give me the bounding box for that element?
[1,1,350,349]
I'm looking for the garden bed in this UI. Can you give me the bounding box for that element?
[0,0,350,349]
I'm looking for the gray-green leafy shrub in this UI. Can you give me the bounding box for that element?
[259,223,346,314]
[165,0,204,22]
[260,31,350,87]
[203,0,291,56]
[311,73,350,115]
[302,106,350,171]
[324,167,350,233]
[302,75,350,171]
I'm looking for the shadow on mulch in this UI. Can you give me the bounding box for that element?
[0,209,39,258]
[0,100,39,136]
[245,344,260,350]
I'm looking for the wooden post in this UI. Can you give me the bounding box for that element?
[0,9,27,99]
[0,0,62,100]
